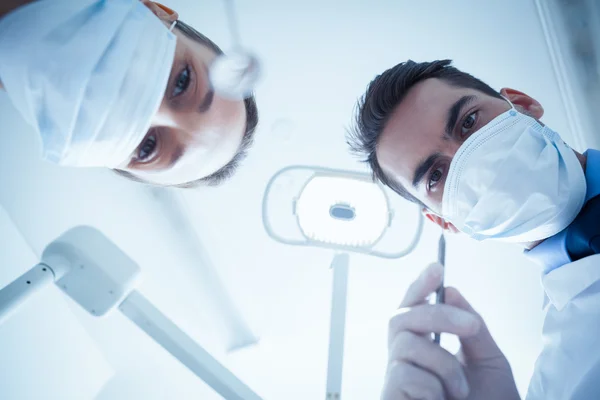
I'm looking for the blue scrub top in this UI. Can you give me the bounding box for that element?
[525,149,600,273]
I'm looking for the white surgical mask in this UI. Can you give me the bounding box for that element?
[442,101,587,243]
[0,0,177,168]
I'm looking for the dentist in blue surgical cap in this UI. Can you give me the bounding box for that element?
[0,0,259,188]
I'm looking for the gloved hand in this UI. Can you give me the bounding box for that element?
[382,263,521,400]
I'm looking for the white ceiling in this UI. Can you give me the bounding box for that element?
[0,0,588,399]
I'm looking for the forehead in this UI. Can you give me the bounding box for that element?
[377,79,475,186]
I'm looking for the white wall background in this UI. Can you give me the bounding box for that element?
[0,0,592,399]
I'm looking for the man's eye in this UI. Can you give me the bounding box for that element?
[461,112,478,136]
[173,66,190,97]
[138,134,157,161]
[428,168,444,190]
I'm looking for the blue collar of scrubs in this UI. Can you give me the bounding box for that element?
[525,149,600,273]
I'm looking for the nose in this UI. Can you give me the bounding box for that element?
[443,139,463,159]
[154,101,209,135]
[152,102,179,127]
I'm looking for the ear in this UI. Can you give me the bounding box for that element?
[499,88,544,119]
[140,1,179,22]
[421,208,459,233]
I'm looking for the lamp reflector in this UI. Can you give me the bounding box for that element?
[295,175,389,248]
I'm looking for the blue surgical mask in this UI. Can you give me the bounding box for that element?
[0,0,177,168]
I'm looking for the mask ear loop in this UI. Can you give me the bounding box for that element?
[501,95,518,112]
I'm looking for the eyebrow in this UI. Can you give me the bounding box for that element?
[444,95,477,137]
[198,90,214,113]
[412,152,442,188]
[166,145,185,168]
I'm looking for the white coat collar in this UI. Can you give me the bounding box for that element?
[542,254,600,311]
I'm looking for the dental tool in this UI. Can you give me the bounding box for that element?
[209,0,261,100]
[433,231,446,344]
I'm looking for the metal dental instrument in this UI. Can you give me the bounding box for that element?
[209,0,261,100]
[434,232,446,344]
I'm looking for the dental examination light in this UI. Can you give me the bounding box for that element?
[262,166,424,400]
[0,226,262,400]
[209,0,261,100]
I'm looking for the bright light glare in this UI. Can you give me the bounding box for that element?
[295,175,389,248]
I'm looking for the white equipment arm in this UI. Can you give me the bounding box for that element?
[0,226,263,400]
[119,290,262,400]
[325,253,349,400]
[0,263,54,325]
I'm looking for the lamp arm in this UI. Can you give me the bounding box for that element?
[325,253,350,400]
[118,290,263,400]
[0,263,55,325]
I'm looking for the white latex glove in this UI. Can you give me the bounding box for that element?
[382,263,521,400]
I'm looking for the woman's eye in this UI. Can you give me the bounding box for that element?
[461,112,478,136]
[172,66,190,97]
[137,134,157,161]
[428,168,444,190]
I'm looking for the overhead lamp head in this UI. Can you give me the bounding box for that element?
[262,166,423,259]
[294,174,390,248]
